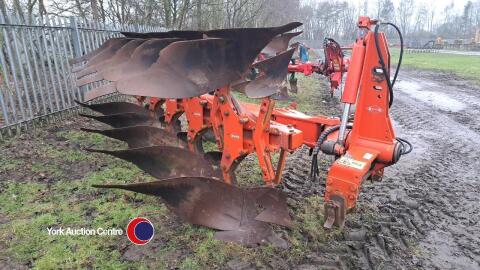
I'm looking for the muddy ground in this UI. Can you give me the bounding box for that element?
[278,68,480,269]
[0,69,479,269]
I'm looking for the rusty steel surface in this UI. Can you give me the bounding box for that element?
[93,177,292,246]
[83,83,117,102]
[75,38,181,88]
[121,30,204,40]
[75,100,149,115]
[78,24,303,99]
[116,38,241,98]
[76,38,181,93]
[120,31,151,38]
[116,23,302,99]
[261,31,303,57]
[76,39,147,79]
[80,126,185,148]
[79,112,161,128]
[70,37,125,65]
[82,38,132,68]
[101,38,182,82]
[86,146,222,179]
[244,48,296,98]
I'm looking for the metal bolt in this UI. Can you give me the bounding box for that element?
[224,111,230,117]
[239,117,249,124]
[219,96,225,103]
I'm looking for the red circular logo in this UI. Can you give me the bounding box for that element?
[126,217,154,245]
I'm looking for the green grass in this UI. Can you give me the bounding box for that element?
[391,48,480,81]
[0,134,162,268]
[233,75,338,116]
[0,76,343,269]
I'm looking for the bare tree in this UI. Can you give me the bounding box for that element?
[397,0,414,36]
[2,0,478,43]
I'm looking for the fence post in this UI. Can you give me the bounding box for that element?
[69,16,85,101]
[69,16,82,58]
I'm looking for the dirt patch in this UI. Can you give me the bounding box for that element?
[382,68,480,269]
[1,71,479,269]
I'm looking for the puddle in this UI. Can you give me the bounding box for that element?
[396,80,466,112]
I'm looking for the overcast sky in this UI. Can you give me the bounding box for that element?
[303,0,470,15]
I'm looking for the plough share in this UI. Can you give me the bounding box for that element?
[71,17,411,246]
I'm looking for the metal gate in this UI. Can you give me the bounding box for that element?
[0,12,162,138]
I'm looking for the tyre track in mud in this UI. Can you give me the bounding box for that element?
[281,70,480,269]
[385,69,480,269]
[280,85,417,269]
[282,146,420,270]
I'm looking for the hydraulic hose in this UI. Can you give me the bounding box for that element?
[396,137,412,155]
[310,124,352,180]
[373,22,404,108]
[374,21,411,155]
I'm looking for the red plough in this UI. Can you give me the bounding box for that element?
[71,17,411,246]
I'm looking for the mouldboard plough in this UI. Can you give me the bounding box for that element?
[71,17,411,247]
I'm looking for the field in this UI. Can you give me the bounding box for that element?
[0,76,351,269]
[1,53,480,269]
[391,49,480,81]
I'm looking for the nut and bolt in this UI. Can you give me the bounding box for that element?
[239,117,249,124]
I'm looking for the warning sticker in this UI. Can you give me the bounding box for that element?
[337,156,366,170]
